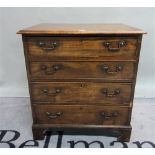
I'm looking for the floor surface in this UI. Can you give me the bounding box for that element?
[0,98,155,148]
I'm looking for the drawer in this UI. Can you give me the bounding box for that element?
[26,37,138,60]
[30,61,135,81]
[33,105,130,125]
[31,82,132,105]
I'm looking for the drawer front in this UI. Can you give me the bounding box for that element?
[27,37,138,60]
[30,61,135,81]
[31,82,132,105]
[33,105,130,125]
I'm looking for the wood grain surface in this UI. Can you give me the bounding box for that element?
[17,23,146,35]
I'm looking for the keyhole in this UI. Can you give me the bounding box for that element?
[80,83,86,87]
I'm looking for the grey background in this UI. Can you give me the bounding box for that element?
[0,7,154,98]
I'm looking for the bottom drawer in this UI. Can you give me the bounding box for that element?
[33,105,130,125]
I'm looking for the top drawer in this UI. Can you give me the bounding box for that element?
[25,37,138,60]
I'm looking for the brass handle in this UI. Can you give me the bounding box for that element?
[104,40,126,52]
[101,64,123,74]
[100,111,119,120]
[37,41,58,51]
[42,88,61,96]
[101,88,121,97]
[41,64,62,75]
[45,111,63,119]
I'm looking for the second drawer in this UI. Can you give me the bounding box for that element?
[30,61,135,81]
[31,82,133,105]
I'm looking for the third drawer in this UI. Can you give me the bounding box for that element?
[31,82,133,105]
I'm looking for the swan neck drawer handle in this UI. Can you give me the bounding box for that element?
[37,41,58,51]
[104,40,127,52]
[45,111,63,119]
[101,64,123,74]
[101,88,121,97]
[40,64,62,75]
[100,111,119,120]
[42,88,62,96]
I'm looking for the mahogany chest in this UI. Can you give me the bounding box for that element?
[18,23,145,141]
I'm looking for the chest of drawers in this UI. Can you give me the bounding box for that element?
[18,23,145,141]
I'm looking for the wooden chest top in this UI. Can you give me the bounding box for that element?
[17,23,146,35]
